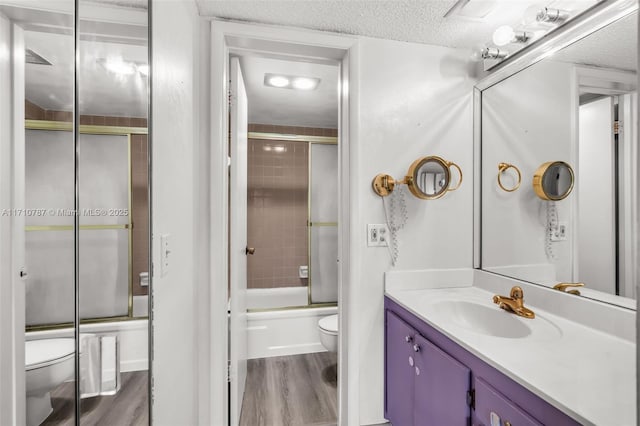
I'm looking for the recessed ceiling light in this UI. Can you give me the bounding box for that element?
[264,73,321,90]
[266,75,290,88]
[292,77,319,90]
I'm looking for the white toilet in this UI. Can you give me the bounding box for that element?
[26,338,75,426]
[318,314,338,352]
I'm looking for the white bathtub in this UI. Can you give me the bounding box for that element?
[246,286,308,310]
[247,305,337,359]
[26,319,148,372]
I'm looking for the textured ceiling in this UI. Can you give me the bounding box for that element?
[196,0,598,50]
[552,11,637,72]
[238,55,338,128]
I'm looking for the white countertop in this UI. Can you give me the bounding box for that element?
[386,286,636,426]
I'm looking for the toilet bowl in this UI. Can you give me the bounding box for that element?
[26,338,75,426]
[318,314,338,352]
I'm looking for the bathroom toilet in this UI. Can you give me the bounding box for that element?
[318,314,338,352]
[26,338,75,426]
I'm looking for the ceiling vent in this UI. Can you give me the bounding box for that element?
[25,49,52,66]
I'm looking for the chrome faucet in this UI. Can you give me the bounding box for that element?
[492,286,535,319]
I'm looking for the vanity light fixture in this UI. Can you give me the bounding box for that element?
[478,46,509,60]
[536,7,570,24]
[264,73,320,90]
[492,25,530,46]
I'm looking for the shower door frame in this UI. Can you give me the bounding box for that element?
[209,20,357,426]
[245,131,339,312]
[23,120,149,330]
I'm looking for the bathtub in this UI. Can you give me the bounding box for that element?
[247,286,337,359]
[26,319,148,372]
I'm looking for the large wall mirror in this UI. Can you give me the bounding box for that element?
[0,0,151,424]
[479,2,637,309]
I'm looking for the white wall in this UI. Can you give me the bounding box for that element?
[353,37,475,424]
[152,0,210,424]
[481,60,575,284]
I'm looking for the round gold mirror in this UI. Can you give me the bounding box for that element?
[532,161,574,201]
[406,156,462,200]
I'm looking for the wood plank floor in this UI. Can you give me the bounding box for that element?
[41,371,148,426]
[239,352,338,426]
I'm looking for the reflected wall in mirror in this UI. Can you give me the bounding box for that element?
[481,9,637,308]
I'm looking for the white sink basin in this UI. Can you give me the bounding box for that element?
[428,300,560,339]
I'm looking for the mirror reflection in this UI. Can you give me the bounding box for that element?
[481,10,637,307]
[533,161,574,200]
[413,158,449,198]
[0,0,150,424]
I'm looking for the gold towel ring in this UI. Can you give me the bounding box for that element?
[497,162,521,192]
[446,161,463,191]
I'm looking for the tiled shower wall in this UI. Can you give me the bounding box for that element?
[26,100,149,296]
[246,123,337,289]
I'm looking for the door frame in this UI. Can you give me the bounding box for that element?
[209,20,358,426]
[0,16,26,426]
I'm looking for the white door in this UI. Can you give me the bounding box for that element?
[229,56,248,426]
[577,96,616,293]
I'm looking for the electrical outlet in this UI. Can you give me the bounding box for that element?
[367,224,389,247]
[551,222,567,241]
[160,234,171,276]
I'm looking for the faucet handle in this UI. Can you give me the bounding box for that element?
[553,282,585,293]
[509,286,524,300]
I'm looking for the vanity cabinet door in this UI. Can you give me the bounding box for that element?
[472,377,542,426]
[385,311,418,426]
[413,334,471,426]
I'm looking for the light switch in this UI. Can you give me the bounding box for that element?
[160,234,171,276]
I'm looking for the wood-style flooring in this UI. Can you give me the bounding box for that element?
[41,371,148,426]
[240,352,338,426]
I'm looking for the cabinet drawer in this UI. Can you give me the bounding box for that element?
[473,377,542,426]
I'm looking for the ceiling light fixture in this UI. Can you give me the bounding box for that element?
[292,77,318,90]
[264,73,320,90]
[492,25,530,46]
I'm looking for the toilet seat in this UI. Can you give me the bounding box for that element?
[318,314,338,335]
[26,339,75,371]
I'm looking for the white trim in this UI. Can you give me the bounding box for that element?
[208,19,357,426]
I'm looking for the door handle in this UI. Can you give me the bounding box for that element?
[245,247,255,255]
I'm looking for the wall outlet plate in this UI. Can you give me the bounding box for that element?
[367,224,389,247]
[551,222,567,241]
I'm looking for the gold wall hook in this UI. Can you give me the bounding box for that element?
[497,162,521,192]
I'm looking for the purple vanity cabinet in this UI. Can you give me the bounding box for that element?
[385,296,582,426]
[385,311,471,426]
[472,377,541,426]
[385,311,418,426]
[413,334,471,425]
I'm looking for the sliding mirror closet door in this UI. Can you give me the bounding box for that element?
[77,1,149,424]
[2,2,80,425]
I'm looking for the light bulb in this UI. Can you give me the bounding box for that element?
[267,76,289,88]
[493,25,515,47]
[292,77,317,90]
